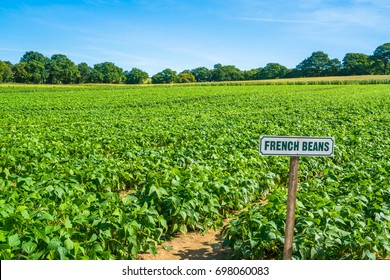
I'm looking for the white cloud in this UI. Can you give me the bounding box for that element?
[233,0,390,29]
[0,47,25,52]
[166,46,223,65]
[309,7,386,28]
[237,17,315,24]
[353,0,390,9]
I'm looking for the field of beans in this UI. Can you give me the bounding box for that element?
[0,83,389,259]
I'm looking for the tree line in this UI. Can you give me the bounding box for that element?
[0,43,389,84]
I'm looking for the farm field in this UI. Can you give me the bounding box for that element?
[0,82,389,260]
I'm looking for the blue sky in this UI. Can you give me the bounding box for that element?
[1,0,389,75]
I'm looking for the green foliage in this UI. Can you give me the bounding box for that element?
[342,53,372,75]
[243,68,261,80]
[258,63,288,79]
[296,51,341,77]
[124,68,149,84]
[92,62,123,84]
[190,67,212,82]
[2,43,390,85]
[151,68,177,84]
[77,63,93,84]
[48,54,80,84]
[0,61,14,83]
[19,51,50,84]
[373,42,390,75]
[0,83,389,260]
[176,71,196,83]
[211,64,244,81]
[12,62,30,83]
[222,85,390,259]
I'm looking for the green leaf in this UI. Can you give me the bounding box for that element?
[268,221,277,230]
[64,238,74,251]
[267,232,276,240]
[64,218,72,229]
[47,239,61,250]
[55,187,64,198]
[89,233,97,243]
[365,250,376,260]
[92,243,103,252]
[0,230,7,242]
[179,210,187,220]
[131,244,139,256]
[179,224,187,233]
[158,216,168,230]
[148,245,157,255]
[21,210,30,220]
[57,247,67,260]
[22,241,37,254]
[45,225,61,235]
[18,177,34,187]
[8,234,20,247]
[16,205,28,212]
[296,200,305,209]
[310,247,317,258]
[113,208,121,216]
[163,245,173,251]
[39,213,54,221]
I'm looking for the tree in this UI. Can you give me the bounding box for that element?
[295,51,341,77]
[92,62,123,83]
[259,63,288,79]
[47,54,80,84]
[372,43,390,75]
[20,51,49,83]
[78,62,93,83]
[211,64,243,81]
[124,67,149,84]
[151,68,177,84]
[176,70,196,83]
[243,68,261,80]
[341,53,371,75]
[327,58,342,76]
[0,61,14,83]
[284,68,301,78]
[13,62,30,83]
[190,67,212,82]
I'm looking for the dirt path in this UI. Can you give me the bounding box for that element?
[138,228,231,260]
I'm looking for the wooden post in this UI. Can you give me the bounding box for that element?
[283,156,299,260]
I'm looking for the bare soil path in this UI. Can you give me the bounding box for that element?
[138,228,231,260]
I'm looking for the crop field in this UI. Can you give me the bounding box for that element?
[0,82,389,260]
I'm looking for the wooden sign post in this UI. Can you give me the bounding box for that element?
[259,136,334,260]
[284,156,299,260]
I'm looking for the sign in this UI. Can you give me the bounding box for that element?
[259,136,334,156]
[258,135,335,260]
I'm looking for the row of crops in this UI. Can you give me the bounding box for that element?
[0,83,389,259]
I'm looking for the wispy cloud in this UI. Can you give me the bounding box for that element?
[353,0,390,9]
[309,7,387,28]
[0,47,25,52]
[236,2,389,28]
[166,46,223,65]
[83,46,165,69]
[83,0,121,6]
[237,17,315,24]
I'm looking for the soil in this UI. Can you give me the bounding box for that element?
[120,189,233,260]
[138,227,231,260]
